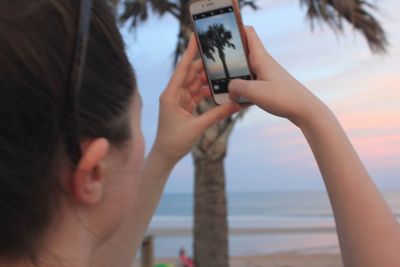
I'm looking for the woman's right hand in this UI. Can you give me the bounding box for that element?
[229,27,327,128]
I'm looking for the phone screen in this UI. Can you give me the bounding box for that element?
[193,6,251,94]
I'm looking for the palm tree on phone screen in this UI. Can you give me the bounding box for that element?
[199,23,236,79]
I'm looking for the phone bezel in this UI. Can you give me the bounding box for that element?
[188,0,253,105]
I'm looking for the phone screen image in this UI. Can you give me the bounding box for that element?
[193,6,251,94]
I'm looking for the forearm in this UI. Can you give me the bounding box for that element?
[300,102,400,267]
[93,147,174,267]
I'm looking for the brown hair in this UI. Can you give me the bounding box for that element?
[0,0,135,262]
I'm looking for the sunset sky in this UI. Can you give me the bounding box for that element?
[122,0,400,193]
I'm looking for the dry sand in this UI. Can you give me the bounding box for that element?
[132,252,343,267]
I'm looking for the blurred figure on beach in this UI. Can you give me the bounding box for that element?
[178,247,195,267]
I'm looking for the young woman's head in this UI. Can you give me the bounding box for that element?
[0,0,144,263]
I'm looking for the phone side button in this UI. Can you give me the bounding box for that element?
[238,15,243,25]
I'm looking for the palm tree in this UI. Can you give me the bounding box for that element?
[199,24,236,79]
[116,1,388,267]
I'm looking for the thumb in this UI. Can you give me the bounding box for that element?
[228,79,270,105]
[195,103,241,131]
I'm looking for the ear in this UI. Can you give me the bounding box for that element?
[71,138,110,205]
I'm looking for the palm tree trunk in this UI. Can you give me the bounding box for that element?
[191,99,243,267]
[194,157,229,267]
[218,48,230,79]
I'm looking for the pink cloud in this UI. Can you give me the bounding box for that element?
[351,134,400,159]
[337,111,400,132]
[252,110,400,169]
[331,74,400,114]
[337,110,400,167]
[316,71,400,169]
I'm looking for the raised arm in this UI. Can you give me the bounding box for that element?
[229,27,400,267]
[93,36,241,267]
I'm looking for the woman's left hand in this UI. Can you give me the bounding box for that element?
[151,35,242,166]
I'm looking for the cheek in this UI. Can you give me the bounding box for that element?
[135,133,145,167]
[99,130,145,239]
[120,132,145,204]
[106,156,142,232]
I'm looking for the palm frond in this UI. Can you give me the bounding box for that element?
[173,32,189,66]
[119,0,180,30]
[300,0,388,53]
[239,0,258,10]
[149,0,180,17]
[119,0,258,64]
[119,0,148,29]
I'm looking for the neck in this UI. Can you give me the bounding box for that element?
[0,203,98,267]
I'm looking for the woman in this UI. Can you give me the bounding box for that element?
[0,1,239,266]
[0,1,398,267]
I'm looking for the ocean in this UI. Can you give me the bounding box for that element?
[145,191,400,258]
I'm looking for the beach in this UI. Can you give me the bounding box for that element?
[135,191,400,266]
[133,225,342,267]
[133,252,343,267]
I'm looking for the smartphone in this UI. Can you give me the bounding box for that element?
[188,0,253,105]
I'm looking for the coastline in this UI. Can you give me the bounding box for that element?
[146,225,336,236]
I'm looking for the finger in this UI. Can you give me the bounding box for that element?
[184,86,211,113]
[199,70,208,83]
[184,100,197,115]
[244,26,278,76]
[168,35,199,88]
[195,103,242,130]
[186,59,204,86]
[188,77,205,94]
[245,26,269,57]
[228,79,271,106]
[191,86,211,104]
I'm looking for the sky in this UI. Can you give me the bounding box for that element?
[194,10,250,79]
[121,0,400,193]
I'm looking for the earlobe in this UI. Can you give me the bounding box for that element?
[72,138,110,205]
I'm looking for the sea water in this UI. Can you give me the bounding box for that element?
[146,191,400,257]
